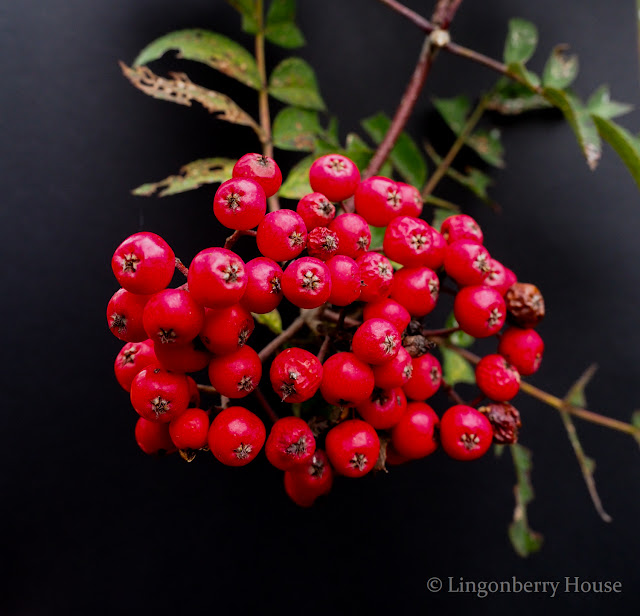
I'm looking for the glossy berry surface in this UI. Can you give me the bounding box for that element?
[423,227,446,271]
[354,176,403,227]
[453,285,506,338]
[383,216,433,267]
[325,255,361,306]
[107,288,150,343]
[356,252,394,303]
[441,214,483,245]
[484,259,517,296]
[498,327,544,376]
[112,232,175,295]
[187,248,247,309]
[320,352,375,407]
[135,417,176,456]
[153,339,211,373]
[444,240,492,286]
[200,304,254,355]
[475,354,520,401]
[213,177,267,230]
[403,353,442,401]
[328,213,371,259]
[389,266,439,317]
[296,192,335,230]
[169,408,210,450]
[130,365,190,423]
[363,298,411,334]
[439,405,493,461]
[208,345,262,398]
[325,419,380,478]
[114,340,157,392]
[391,402,439,459]
[372,345,413,389]
[142,288,205,347]
[351,318,401,365]
[265,416,316,471]
[269,347,322,403]
[309,154,360,202]
[284,449,334,507]
[356,387,407,430]
[208,406,266,466]
[307,226,339,261]
[232,153,282,197]
[240,257,283,314]
[256,209,307,261]
[282,257,332,309]
[397,182,423,218]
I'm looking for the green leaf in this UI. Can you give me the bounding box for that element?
[272,107,320,151]
[507,62,541,88]
[226,0,259,34]
[440,347,476,387]
[265,0,305,48]
[132,158,236,197]
[543,87,601,170]
[430,207,451,231]
[504,18,538,65]
[467,129,504,168]
[344,133,373,170]
[592,116,640,193]
[542,45,579,89]
[508,444,543,558]
[133,29,261,90]
[587,85,634,120]
[269,57,326,110]
[361,113,428,186]
[252,309,283,334]
[486,78,550,115]
[445,313,475,348]
[278,155,314,199]
[433,95,470,134]
[120,63,260,131]
[323,116,340,147]
[368,225,385,249]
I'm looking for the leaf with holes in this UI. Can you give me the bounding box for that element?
[504,18,538,65]
[132,158,236,197]
[542,45,579,89]
[486,78,550,115]
[440,347,475,387]
[133,29,261,90]
[265,0,305,48]
[467,129,504,168]
[278,155,314,199]
[587,85,634,120]
[268,57,325,110]
[272,107,320,151]
[361,113,427,186]
[252,309,283,335]
[592,116,640,190]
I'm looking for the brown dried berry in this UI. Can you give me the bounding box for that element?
[478,402,522,444]
[505,282,545,328]
[402,334,431,357]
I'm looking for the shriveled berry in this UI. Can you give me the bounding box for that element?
[307,226,339,261]
[107,288,151,342]
[256,209,307,261]
[284,449,334,507]
[354,176,402,227]
[478,402,522,444]
[444,240,491,286]
[391,402,439,459]
[320,352,375,407]
[135,417,176,455]
[475,354,520,401]
[363,298,411,334]
[112,232,175,295]
[498,327,544,376]
[200,304,254,355]
[402,353,442,401]
[325,419,380,478]
[328,213,371,259]
[266,416,316,471]
[389,266,439,317]
[296,192,336,230]
[154,338,212,373]
[505,282,545,328]
[269,347,322,403]
[169,408,210,450]
[208,345,262,398]
[352,318,401,365]
[356,252,394,303]
[372,345,413,389]
[208,406,266,466]
[142,288,205,347]
[356,387,407,430]
[397,182,423,218]
[383,216,433,267]
[282,257,332,309]
[213,177,267,230]
[187,248,247,309]
[309,154,360,202]
[453,285,506,338]
[240,257,283,314]
[440,214,483,245]
[130,365,190,423]
[325,255,361,306]
[439,405,493,461]
[232,153,282,198]
[114,340,157,392]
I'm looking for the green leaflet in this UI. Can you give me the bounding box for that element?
[268,57,326,110]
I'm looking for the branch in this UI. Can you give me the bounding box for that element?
[253,387,279,424]
[224,229,257,250]
[175,257,189,277]
[257,315,307,361]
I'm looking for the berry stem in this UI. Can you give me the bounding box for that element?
[257,315,307,361]
[323,309,361,328]
[424,194,459,211]
[175,257,189,278]
[441,378,466,405]
[253,387,279,424]
[317,334,331,363]
[224,229,257,250]
[422,95,488,198]
[196,384,217,394]
[421,325,460,336]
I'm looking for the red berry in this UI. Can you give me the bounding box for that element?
[256,210,308,261]
[265,416,316,471]
[208,345,262,398]
[142,288,205,347]
[328,213,371,259]
[153,338,211,373]
[397,182,423,217]
[439,405,492,461]
[372,345,413,389]
[169,408,210,450]
[484,259,517,296]
[282,257,332,309]
[309,154,360,202]
[269,347,323,403]
[424,227,447,271]
[325,255,361,306]
[475,354,520,401]
[320,352,375,407]
[112,232,175,295]
[383,216,433,267]
[391,402,439,459]
[444,240,491,286]
[208,406,266,466]
[296,192,336,230]
[213,177,267,230]
[325,419,380,478]
[240,257,283,314]
[354,176,402,226]
[186,375,201,408]
[307,226,340,261]
[187,248,247,309]
[389,266,439,317]
[356,252,394,303]
[114,340,157,392]
[352,318,401,365]
[362,298,411,334]
[284,449,334,507]
[356,387,407,429]
[135,417,176,455]
[453,285,506,338]
[232,153,282,198]
[441,214,483,245]
[200,304,254,355]
[498,327,544,376]
[402,353,442,401]
[107,288,151,342]
[130,365,190,423]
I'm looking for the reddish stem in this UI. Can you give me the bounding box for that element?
[175,258,189,278]
[253,387,279,424]
[224,229,257,250]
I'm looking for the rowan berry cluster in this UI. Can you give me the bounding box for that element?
[107,151,545,507]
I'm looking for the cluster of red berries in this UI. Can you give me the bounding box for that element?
[107,151,545,507]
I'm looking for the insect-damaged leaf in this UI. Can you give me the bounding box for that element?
[268,57,326,110]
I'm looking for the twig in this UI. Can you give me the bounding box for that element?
[257,315,307,361]
[441,378,466,405]
[196,384,217,394]
[175,258,189,278]
[323,309,361,328]
[224,229,257,250]
[424,194,459,211]
[421,326,460,336]
[253,387,279,424]
[317,334,331,363]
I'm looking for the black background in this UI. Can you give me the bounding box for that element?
[2,0,640,614]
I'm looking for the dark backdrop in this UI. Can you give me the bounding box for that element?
[2,1,639,614]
